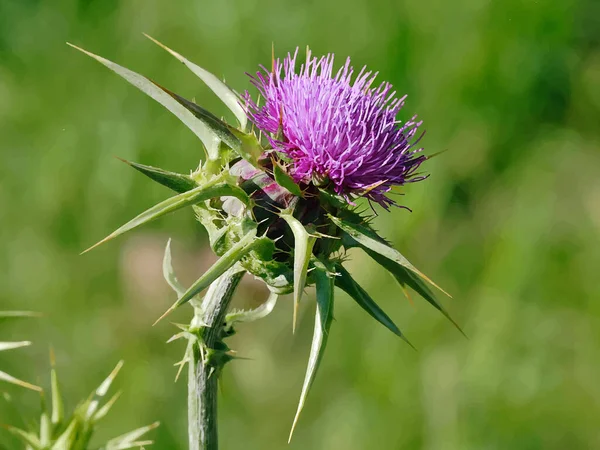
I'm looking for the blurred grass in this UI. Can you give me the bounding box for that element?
[1,0,600,448]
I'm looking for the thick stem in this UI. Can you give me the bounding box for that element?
[188,269,244,450]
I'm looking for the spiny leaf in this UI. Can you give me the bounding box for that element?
[104,421,159,450]
[226,127,263,167]
[154,230,257,324]
[368,250,465,336]
[280,214,317,333]
[3,425,42,449]
[0,370,42,391]
[82,182,248,253]
[0,311,41,318]
[51,420,78,450]
[144,34,248,130]
[329,215,450,297]
[40,397,51,447]
[50,349,65,425]
[273,160,303,197]
[162,239,186,297]
[0,341,32,351]
[93,391,122,422]
[289,263,334,442]
[225,291,278,324]
[84,361,124,420]
[117,158,196,194]
[334,264,414,348]
[157,87,240,152]
[67,43,221,160]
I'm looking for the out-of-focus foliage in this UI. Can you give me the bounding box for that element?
[4,359,158,449]
[0,311,41,392]
[1,0,599,448]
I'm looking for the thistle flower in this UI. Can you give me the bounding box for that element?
[69,38,461,445]
[245,49,427,208]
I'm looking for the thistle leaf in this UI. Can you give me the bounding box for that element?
[51,420,78,450]
[334,264,414,348]
[154,229,257,324]
[157,87,241,152]
[0,311,41,319]
[144,34,248,130]
[82,182,248,253]
[0,341,32,351]
[329,215,450,297]
[280,214,317,333]
[93,391,122,422]
[117,158,196,194]
[0,370,42,391]
[162,239,186,297]
[50,353,65,425]
[3,425,43,449]
[67,43,221,160]
[104,421,159,450]
[40,400,51,447]
[368,250,465,335]
[289,263,334,442]
[225,127,262,167]
[225,291,278,324]
[273,160,303,197]
[85,361,124,420]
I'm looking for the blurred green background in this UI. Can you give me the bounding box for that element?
[1,0,600,448]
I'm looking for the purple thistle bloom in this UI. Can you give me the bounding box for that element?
[244,48,428,208]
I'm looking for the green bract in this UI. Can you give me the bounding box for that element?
[71,37,461,440]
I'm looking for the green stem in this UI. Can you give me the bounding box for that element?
[188,268,244,450]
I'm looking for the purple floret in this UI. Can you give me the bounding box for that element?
[244,48,428,209]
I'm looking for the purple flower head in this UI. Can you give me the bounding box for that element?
[244,48,428,209]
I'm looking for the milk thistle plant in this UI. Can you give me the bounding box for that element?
[69,37,460,449]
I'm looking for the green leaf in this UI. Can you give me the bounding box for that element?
[84,361,124,420]
[93,391,122,422]
[280,213,317,333]
[51,420,78,450]
[329,215,450,297]
[334,264,414,348]
[144,34,248,131]
[0,370,42,391]
[67,43,221,159]
[117,158,197,194]
[273,160,303,196]
[226,127,263,167]
[50,355,65,425]
[82,182,248,253]
[157,87,241,150]
[225,291,278,324]
[0,311,41,318]
[4,425,42,449]
[367,250,465,335]
[162,239,186,297]
[0,341,32,351]
[289,262,334,442]
[40,399,51,447]
[154,230,257,324]
[104,421,159,450]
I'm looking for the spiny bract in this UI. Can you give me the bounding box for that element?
[70,37,460,441]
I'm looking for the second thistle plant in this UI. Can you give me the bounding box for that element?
[70,37,461,447]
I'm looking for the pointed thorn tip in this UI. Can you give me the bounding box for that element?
[153,307,175,326]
